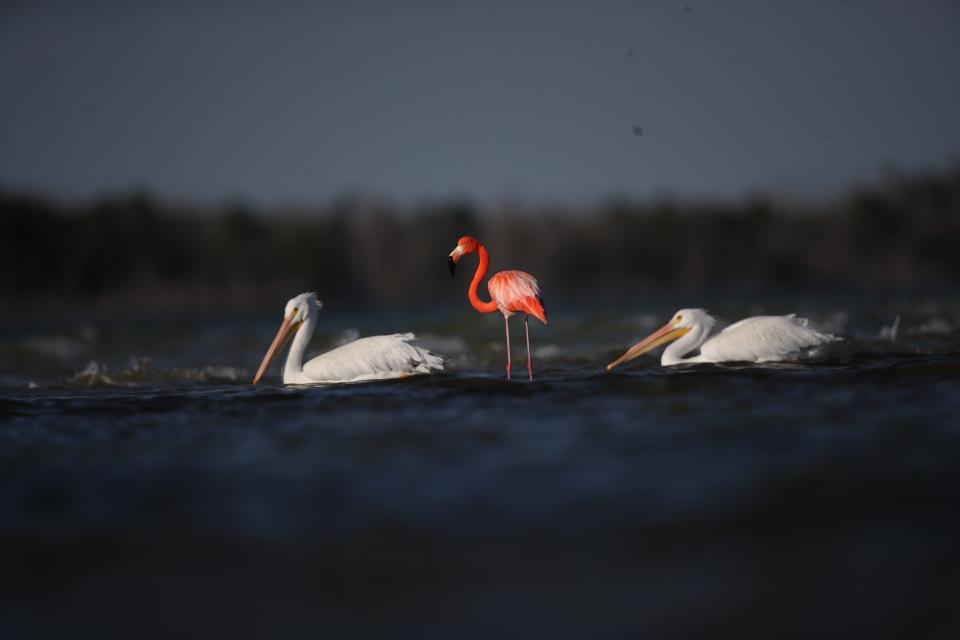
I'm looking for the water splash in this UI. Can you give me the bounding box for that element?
[67,361,118,387]
[878,315,901,341]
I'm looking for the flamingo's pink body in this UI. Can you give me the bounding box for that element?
[449,236,547,380]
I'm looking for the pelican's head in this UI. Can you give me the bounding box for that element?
[606,308,714,371]
[284,292,322,323]
[253,292,323,384]
[448,236,480,275]
[671,308,715,334]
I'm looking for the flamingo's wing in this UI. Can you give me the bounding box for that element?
[302,333,444,383]
[488,270,548,323]
[700,315,840,363]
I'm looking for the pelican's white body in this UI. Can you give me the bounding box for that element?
[660,309,840,366]
[264,293,443,385]
[284,332,443,384]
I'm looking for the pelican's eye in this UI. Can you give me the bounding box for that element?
[675,314,683,322]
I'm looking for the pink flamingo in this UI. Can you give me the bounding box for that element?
[448,236,548,380]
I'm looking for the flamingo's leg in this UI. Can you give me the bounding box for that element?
[504,314,512,381]
[525,314,534,381]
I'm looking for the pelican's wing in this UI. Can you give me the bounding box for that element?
[700,315,840,363]
[302,333,444,383]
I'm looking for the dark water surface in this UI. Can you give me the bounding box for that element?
[2,296,960,638]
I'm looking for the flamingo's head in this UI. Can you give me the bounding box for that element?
[448,236,480,275]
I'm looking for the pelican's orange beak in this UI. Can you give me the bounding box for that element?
[606,319,691,371]
[448,245,464,275]
[252,315,301,384]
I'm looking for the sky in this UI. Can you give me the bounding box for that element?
[1,0,960,206]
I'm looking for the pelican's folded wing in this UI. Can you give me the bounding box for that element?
[701,315,839,363]
[303,333,444,383]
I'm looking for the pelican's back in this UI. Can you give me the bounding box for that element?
[302,333,443,383]
[700,315,839,363]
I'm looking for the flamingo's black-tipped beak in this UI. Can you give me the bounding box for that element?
[448,245,464,275]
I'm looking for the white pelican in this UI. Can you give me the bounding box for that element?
[252,293,443,384]
[607,308,840,370]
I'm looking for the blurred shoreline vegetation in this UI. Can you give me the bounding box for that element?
[2,166,959,314]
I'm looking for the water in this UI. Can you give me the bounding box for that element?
[2,295,960,638]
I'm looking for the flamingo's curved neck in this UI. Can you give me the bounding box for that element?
[662,323,710,366]
[468,244,500,314]
[284,313,316,379]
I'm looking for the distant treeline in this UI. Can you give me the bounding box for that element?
[2,167,959,310]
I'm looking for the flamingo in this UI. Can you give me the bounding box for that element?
[607,308,840,370]
[448,236,547,380]
[252,292,443,385]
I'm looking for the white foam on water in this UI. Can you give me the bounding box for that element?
[335,328,360,346]
[67,361,119,387]
[414,334,468,356]
[911,318,955,336]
